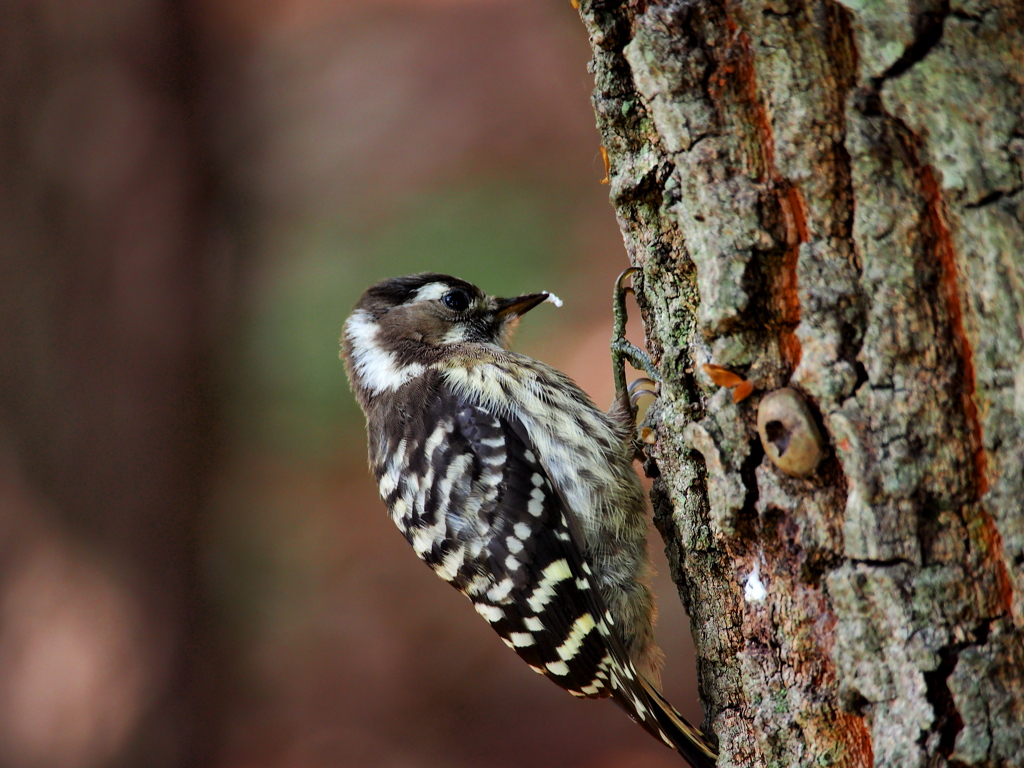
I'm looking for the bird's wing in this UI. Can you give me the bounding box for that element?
[382,380,716,766]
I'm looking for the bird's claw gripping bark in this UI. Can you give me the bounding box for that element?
[608,268,661,464]
[627,377,660,411]
[611,267,661,402]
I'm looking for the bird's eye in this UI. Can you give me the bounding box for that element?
[441,289,471,312]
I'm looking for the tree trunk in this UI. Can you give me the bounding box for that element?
[578,1,1024,766]
[0,2,226,766]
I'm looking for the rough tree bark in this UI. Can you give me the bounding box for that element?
[577,1,1024,766]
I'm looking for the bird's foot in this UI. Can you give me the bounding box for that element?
[611,267,661,406]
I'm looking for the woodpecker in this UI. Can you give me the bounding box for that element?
[341,272,716,767]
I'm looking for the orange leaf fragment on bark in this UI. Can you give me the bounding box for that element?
[732,380,755,403]
[703,364,745,388]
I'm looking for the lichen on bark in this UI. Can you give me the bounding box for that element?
[577,0,1024,766]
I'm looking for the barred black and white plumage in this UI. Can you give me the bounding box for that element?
[341,273,717,767]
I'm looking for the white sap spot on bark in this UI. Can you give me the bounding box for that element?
[744,562,767,602]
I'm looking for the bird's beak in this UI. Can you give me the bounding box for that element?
[495,292,550,321]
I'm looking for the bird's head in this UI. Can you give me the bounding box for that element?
[342,273,556,397]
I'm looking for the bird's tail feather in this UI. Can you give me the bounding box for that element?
[638,678,718,768]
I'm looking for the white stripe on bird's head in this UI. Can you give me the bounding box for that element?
[412,282,452,303]
[344,310,425,394]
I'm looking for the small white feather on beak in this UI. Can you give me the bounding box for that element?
[544,292,563,308]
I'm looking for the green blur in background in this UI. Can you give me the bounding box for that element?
[235,182,575,463]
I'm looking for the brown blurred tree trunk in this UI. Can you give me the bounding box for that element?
[0,2,227,766]
[579,0,1024,766]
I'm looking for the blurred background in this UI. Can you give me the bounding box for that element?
[0,1,700,767]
